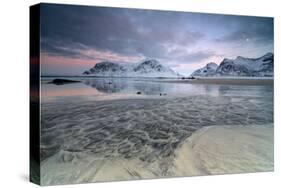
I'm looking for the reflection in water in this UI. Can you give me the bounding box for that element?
[41,77,273,102]
[83,78,170,95]
[84,79,128,93]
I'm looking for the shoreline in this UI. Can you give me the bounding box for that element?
[158,77,274,85]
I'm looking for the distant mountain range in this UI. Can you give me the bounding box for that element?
[191,53,274,77]
[83,59,181,77]
[82,53,273,78]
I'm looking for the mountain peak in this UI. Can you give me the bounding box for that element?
[235,56,247,60]
[191,62,218,77]
[140,58,159,63]
[133,59,178,76]
[260,52,273,61]
[206,62,218,69]
[191,53,274,77]
[263,52,273,57]
[83,59,180,77]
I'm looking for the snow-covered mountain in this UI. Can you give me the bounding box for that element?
[191,53,274,77]
[190,62,218,77]
[83,59,181,77]
[83,61,127,77]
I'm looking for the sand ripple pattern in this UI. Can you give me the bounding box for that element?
[41,96,273,164]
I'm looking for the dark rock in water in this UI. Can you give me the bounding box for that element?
[136,91,142,94]
[187,76,196,79]
[160,93,167,96]
[48,79,81,85]
[108,82,112,84]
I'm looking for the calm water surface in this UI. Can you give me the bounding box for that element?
[41,77,273,102]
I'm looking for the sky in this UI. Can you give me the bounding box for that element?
[40,3,274,76]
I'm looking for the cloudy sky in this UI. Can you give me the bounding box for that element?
[40,3,273,76]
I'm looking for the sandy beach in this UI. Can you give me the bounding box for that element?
[173,124,273,176]
[41,124,273,185]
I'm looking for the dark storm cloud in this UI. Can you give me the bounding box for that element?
[40,3,273,76]
[41,4,141,57]
[215,16,273,44]
[40,4,206,61]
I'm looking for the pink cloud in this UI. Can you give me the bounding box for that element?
[41,53,100,67]
[41,53,100,75]
[40,49,144,75]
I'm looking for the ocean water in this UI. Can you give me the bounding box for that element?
[40,77,273,176]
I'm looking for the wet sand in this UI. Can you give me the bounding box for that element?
[41,124,273,185]
[173,124,273,176]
